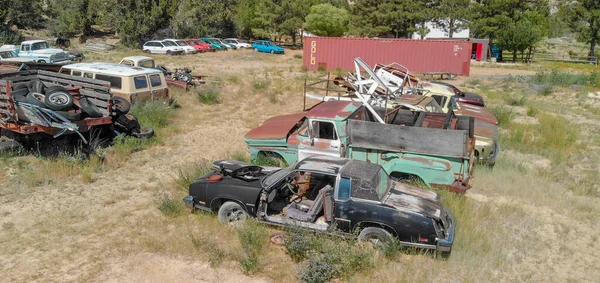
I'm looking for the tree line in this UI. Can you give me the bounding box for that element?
[1,0,599,61]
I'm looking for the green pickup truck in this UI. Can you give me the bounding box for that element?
[244,101,475,193]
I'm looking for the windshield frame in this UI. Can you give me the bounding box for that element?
[261,166,294,188]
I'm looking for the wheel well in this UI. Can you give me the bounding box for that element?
[256,151,287,166]
[390,172,424,184]
[354,222,398,238]
[210,198,248,213]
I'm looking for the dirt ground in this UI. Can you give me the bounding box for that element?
[1,49,599,282]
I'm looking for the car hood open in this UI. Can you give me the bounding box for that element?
[244,113,305,140]
[384,182,444,220]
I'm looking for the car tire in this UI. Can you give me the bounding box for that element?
[37,60,46,63]
[358,227,393,247]
[217,201,248,224]
[270,50,274,54]
[79,97,104,118]
[29,80,45,94]
[44,89,74,111]
[13,82,29,91]
[131,126,154,139]
[26,92,47,108]
[110,96,131,114]
[166,50,172,55]
[144,49,151,54]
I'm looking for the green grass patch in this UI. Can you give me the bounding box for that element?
[252,79,270,90]
[175,162,211,191]
[293,54,302,59]
[538,85,554,96]
[157,194,183,217]
[504,95,527,106]
[489,105,515,126]
[531,70,600,87]
[196,87,222,105]
[130,101,177,129]
[237,220,268,274]
[526,106,539,117]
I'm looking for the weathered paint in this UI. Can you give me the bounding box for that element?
[244,113,305,140]
[454,102,498,125]
[303,37,471,76]
[245,100,473,192]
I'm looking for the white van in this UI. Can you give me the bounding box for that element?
[59,62,169,102]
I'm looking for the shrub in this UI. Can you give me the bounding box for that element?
[294,54,303,59]
[300,257,337,283]
[490,105,515,126]
[158,194,183,217]
[538,85,554,96]
[531,70,598,87]
[196,87,222,105]
[130,101,176,129]
[285,229,319,262]
[252,79,270,90]
[175,162,211,191]
[0,29,23,45]
[190,234,227,267]
[228,76,240,84]
[237,221,267,274]
[527,107,539,117]
[504,95,527,106]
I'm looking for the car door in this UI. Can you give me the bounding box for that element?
[20,44,31,57]
[298,119,342,161]
[330,176,352,232]
[148,73,168,100]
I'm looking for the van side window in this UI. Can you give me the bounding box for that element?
[72,71,81,76]
[149,74,162,87]
[83,73,93,78]
[95,74,122,89]
[312,121,337,140]
[59,68,71,74]
[121,60,134,66]
[22,45,30,51]
[133,76,148,89]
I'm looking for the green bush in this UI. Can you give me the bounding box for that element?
[490,105,515,126]
[527,107,539,117]
[158,194,183,217]
[538,85,554,96]
[252,80,270,90]
[293,54,303,59]
[130,101,176,129]
[196,87,222,105]
[285,229,319,262]
[531,70,599,87]
[300,257,337,283]
[237,221,267,274]
[0,29,23,45]
[504,95,527,106]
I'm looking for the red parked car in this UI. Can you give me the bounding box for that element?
[182,39,216,53]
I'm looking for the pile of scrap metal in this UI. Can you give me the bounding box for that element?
[0,69,153,153]
[304,57,499,166]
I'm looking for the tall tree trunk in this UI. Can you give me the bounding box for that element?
[590,18,597,60]
[449,19,455,38]
[512,50,517,62]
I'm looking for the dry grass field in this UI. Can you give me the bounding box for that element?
[0,48,599,282]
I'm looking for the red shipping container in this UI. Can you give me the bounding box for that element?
[303,37,472,76]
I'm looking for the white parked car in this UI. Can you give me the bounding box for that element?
[142,40,184,55]
[0,48,35,62]
[163,39,198,54]
[223,38,252,49]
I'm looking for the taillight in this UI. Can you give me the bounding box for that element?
[418,237,428,243]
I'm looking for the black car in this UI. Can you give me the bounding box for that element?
[184,156,455,254]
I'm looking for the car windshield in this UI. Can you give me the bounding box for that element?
[425,100,442,113]
[189,40,199,45]
[174,41,187,46]
[374,168,391,201]
[449,97,459,110]
[139,59,155,68]
[163,41,176,47]
[31,42,49,50]
[264,41,272,46]
[261,166,294,188]
[214,39,224,44]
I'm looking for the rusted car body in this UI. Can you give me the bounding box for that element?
[432,81,485,107]
[245,100,474,193]
[184,156,455,253]
[421,82,498,125]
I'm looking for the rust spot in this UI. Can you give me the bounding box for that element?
[245,113,305,140]
[431,181,470,194]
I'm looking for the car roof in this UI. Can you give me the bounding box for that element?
[306,100,361,120]
[21,40,46,44]
[62,62,162,76]
[294,156,350,175]
[164,39,183,41]
[121,56,153,61]
[421,82,455,96]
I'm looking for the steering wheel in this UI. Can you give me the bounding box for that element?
[285,182,300,195]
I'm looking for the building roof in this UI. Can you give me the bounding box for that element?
[61,62,162,76]
[306,100,361,120]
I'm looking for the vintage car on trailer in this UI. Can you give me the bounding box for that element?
[184,156,455,254]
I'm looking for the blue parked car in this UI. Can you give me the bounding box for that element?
[252,40,284,54]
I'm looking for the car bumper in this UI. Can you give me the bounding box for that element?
[185,50,198,54]
[436,209,455,253]
[183,195,211,212]
[475,140,499,166]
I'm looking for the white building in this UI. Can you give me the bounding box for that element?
[411,21,470,39]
